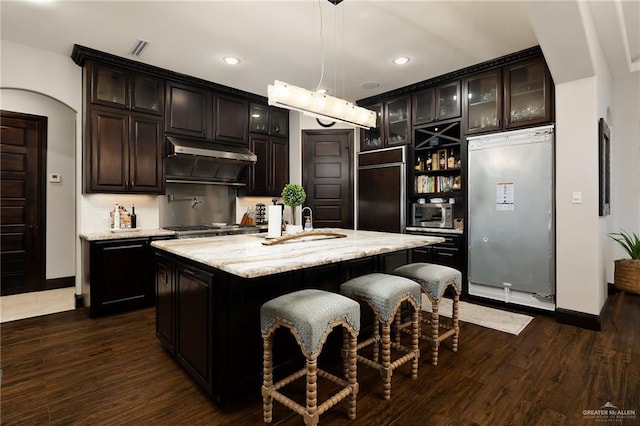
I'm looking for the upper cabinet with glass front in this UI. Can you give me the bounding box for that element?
[464,56,553,134]
[249,103,288,138]
[90,62,163,116]
[360,96,411,151]
[504,58,552,129]
[413,81,461,125]
[463,69,502,135]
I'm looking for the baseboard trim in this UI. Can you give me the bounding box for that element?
[75,294,84,309]
[45,276,74,290]
[555,308,601,331]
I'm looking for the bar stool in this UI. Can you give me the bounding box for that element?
[340,273,421,400]
[260,289,360,426]
[393,263,461,366]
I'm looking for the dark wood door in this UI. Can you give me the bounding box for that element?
[302,129,353,229]
[88,108,129,192]
[0,111,46,296]
[129,114,164,193]
[165,81,209,138]
[270,137,288,196]
[214,95,247,144]
[247,134,270,195]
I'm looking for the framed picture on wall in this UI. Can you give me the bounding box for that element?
[598,117,611,216]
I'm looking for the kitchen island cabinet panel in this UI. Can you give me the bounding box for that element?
[155,257,175,354]
[176,265,213,394]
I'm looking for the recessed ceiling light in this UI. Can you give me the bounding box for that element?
[223,56,241,65]
[392,56,411,65]
[317,88,328,94]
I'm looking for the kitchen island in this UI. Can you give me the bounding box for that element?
[151,229,443,405]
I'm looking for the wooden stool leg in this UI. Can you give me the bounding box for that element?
[372,312,380,363]
[452,291,460,353]
[347,332,358,420]
[411,309,420,379]
[381,322,392,400]
[431,301,440,366]
[394,310,402,345]
[613,290,626,326]
[305,357,318,426]
[342,327,349,378]
[262,335,274,423]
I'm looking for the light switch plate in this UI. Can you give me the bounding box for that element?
[49,173,62,183]
[571,191,582,204]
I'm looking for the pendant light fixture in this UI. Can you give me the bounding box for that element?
[267,0,376,129]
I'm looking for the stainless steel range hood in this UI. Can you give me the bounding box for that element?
[165,136,257,186]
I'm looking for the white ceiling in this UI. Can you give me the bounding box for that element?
[1,0,638,101]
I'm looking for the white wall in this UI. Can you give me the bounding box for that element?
[1,40,82,286]
[0,89,76,280]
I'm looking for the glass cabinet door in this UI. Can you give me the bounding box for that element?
[505,58,551,128]
[464,70,502,134]
[385,96,411,146]
[361,103,384,151]
[436,81,461,120]
[269,108,288,138]
[132,74,163,115]
[412,88,435,125]
[93,64,129,108]
[249,103,269,134]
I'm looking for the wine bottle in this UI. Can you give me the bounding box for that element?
[130,205,137,229]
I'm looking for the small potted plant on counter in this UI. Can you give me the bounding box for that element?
[609,230,640,323]
[281,183,306,234]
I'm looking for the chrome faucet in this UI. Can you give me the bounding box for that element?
[301,206,313,231]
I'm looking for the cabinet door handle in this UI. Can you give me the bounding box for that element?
[436,251,455,257]
[181,268,199,277]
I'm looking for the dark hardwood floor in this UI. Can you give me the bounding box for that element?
[2,293,638,425]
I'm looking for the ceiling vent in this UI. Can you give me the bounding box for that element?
[129,38,150,57]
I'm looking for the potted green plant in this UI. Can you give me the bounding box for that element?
[609,231,640,293]
[609,230,640,323]
[281,183,306,233]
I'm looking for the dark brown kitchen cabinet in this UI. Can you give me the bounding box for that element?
[176,264,213,394]
[90,61,163,116]
[86,108,164,193]
[214,95,248,144]
[156,257,175,354]
[165,81,210,138]
[504,58,552,129]
[249,102,288,138]
[360,96,411,151]
[463,69,503,135]
[412,81,461,125]
[83,237,176,318]
[246,134,288,196]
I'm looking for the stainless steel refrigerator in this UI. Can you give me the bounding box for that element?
[357,146,406,233]
[467,125,555,311]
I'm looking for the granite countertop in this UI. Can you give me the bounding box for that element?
[79,229,177,241]
[151,228,444,279]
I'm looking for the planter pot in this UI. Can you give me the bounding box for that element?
[614,259,640,295]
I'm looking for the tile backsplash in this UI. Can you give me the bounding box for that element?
[80,193,160,232]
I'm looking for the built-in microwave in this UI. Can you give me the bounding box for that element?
[411,203,453,229]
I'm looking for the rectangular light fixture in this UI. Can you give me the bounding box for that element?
[267,80,376,129]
